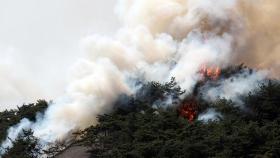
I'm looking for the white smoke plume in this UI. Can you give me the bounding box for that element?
[0,119,32,155]
[0,0,119,111]
[1,0,274,155]
[201,70,267,105]
[198,108,222,122]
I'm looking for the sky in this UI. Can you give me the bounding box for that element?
[0,0,118,110]
[1,0,279,150]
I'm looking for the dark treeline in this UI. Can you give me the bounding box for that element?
[79,79,280,158]
[0,100,48,142]
[1,66,280,158]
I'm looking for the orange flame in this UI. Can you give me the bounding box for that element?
[179,99,198,122]
[199,65,221,80]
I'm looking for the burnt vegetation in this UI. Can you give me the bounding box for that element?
[1,65,280,158]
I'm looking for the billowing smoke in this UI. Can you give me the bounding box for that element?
[0,119,32,155]
[236,0,280,77]
[0,0,119,111]
[201,69,267,105]
[1,0,278,155]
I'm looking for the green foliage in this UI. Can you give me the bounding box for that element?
[245,80,280,121]
[2,130,42,158]
[135,77,185,105]
[220,64,251,79]
[0,100,48,146]
[1,76,280,158]
[80,79,280,158]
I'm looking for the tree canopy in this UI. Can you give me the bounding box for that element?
[1,66,280,158]
[79,79,280,158]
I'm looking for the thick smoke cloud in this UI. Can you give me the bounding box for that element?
[1,0,278,155]
[236,0,280,77]
[0,0,119,110]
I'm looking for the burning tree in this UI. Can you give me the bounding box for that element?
[2,75,280,158]
[199,65,221,80]
[178,98,198,122]
[78,77,280,158]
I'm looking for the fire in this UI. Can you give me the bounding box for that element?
[179,99,198,122]
[199,65,221,80]
[178,65,221,122]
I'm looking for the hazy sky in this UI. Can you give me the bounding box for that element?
[0,0,119,110]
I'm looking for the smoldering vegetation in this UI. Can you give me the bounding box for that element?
[1,65,280,157]
[67,68,280,158]
[1,0,280,157]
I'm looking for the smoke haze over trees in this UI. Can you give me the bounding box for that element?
[1,66,280,157]
[0,0,280,157]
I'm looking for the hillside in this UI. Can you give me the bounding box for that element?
[1,66,280,158]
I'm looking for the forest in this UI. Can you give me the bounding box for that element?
[1,65,280,158]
